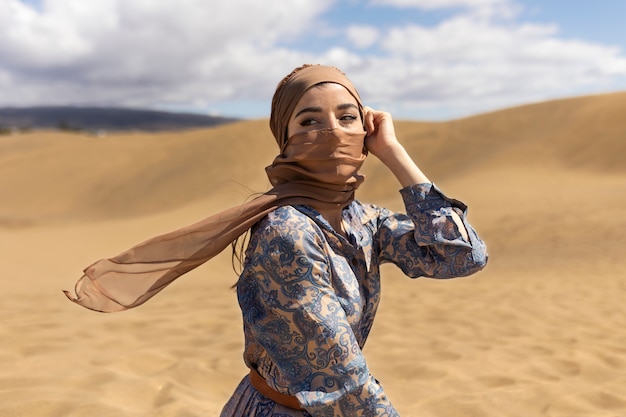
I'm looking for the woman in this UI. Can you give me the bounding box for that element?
[218,65,487,416]
[65,65,487,416]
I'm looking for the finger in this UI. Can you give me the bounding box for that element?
[363,107,375,134]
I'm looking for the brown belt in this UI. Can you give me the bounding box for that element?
[249,368,304,411]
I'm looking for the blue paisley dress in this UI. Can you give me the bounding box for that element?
[220,183,488,416]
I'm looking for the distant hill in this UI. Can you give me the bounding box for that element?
[1,91,625,227]
[0,106,237,132]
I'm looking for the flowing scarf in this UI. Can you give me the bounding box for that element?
[64,65,367,312]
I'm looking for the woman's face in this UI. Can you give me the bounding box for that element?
[287,83,363,138]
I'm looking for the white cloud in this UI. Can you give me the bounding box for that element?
[1,0,625,120]
[346,25,380,49]
[369,0,506,9]
[354,14,626,117]
[369,0,520,18]
[0,0,334,110]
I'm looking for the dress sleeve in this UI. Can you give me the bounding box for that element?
[376,182,488,278]
[237,215,400,416]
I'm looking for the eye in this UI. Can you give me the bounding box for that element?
[300,118,319,127]
[340,114,358,123]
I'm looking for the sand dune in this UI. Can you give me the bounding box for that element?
[1,92,626,416]
[3,91,625,226]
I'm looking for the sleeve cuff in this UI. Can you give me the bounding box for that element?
[399,183,468,212]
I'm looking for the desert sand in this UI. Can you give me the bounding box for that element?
[1,92,626,416]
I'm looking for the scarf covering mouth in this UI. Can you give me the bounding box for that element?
[64,65,367,312]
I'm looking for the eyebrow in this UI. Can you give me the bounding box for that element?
[294,103,359,118]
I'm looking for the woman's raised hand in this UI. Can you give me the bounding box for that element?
[363,106,401,160]
[363,106,431,187]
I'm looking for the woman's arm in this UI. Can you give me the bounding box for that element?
[363,107,430,186]
[374,183,488,279]
[364,107,469,241]
[362,107,486,277]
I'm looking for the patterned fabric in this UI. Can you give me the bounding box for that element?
[221,183,487,416]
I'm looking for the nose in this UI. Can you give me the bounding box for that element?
[326,114,340,130]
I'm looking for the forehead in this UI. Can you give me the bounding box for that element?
[294,83,358,108]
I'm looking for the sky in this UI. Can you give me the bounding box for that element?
[1,0,626,120]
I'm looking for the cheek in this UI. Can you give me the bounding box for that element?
[286,120,299,138]
[286,121,311,138]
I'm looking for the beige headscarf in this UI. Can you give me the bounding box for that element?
[64,64,367,312]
